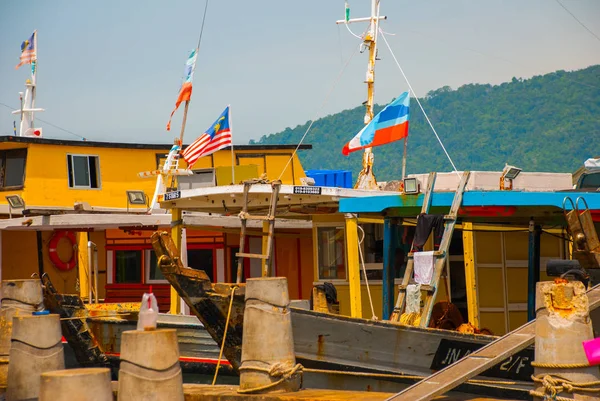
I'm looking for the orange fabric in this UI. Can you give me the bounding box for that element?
[166,82,193,131]
[369,122,409,147]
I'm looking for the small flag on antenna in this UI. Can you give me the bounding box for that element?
[15,32,36,70]
[166,49,198,131]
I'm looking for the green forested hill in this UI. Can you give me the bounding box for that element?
[251,65,600,180]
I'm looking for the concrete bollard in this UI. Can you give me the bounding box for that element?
[238,277,302,394]
[6,314,64,401]
[39,368,112,401]
[532,279,600,401]
[0,279,44,389]
[118,329,183,401]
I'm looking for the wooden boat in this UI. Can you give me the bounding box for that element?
[151,230,535,398]
[40,272,234,377]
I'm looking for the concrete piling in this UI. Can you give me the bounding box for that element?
[6,314,64,401]
[0,279,44,389]
[39,368,112,401]
[532,279,600,401]
[239,277,302,394]
[118,328,184,401]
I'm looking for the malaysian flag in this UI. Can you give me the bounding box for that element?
[182,106,232,167]
[15,32,36,70]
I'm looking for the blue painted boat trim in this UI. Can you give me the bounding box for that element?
[340,191,600,213]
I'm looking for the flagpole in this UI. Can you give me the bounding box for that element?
[229,105,235,184]
[401,136,408,179]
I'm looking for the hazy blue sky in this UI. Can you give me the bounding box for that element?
[1,0,599,144]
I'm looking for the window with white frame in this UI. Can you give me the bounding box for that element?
[67,154,100,189]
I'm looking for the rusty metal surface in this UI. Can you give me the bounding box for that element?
[41,274,111,369]
[152,231,246,372]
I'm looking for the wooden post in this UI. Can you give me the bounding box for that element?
[170,208,182,315]
[345,214,362,318]
[262,221,269,273]
[462,222,480,328]
[382,217,396,320]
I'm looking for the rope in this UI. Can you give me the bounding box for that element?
[531,361,591,369]
[357,225,377,320]
[237,363,303,394]
[530,374,600,400]
[379,28,460,176]
[276,41,362,181]
[211,285,237,385]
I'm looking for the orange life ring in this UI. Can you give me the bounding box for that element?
[48,231,77,271]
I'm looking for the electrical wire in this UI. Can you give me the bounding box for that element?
[555,0,600,44]
[0,101,87,140]
[276,40,363,181]
[379,29,460,175]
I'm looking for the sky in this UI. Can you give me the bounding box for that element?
[1,0,599,145]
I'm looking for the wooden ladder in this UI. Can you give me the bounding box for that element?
[390,171,470,328]
[235,180,282,283]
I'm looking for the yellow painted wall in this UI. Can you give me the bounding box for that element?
[0,143,307,210]
[1,231,78,294]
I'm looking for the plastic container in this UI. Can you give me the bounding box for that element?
[583,337,600,366]
[136,293,158,331]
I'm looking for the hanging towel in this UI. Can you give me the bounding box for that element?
[414,251,434,284]
[413,214,445,251]
[405,284,421,315]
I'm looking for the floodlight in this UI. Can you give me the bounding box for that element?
[503,165,522,180]
[5,195,25,219]
[126,190,149,213]
[403,177,419,194]
[6,195,25,209]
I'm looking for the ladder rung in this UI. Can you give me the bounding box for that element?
[407,250,445,258]
[398,284,434,292]
[236,252,269,260]
[444,214,456,220]
[240,215,274,221]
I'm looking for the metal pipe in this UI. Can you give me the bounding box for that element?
[93,245,99,304]
[527,220,541,321]
[87,241,97,304]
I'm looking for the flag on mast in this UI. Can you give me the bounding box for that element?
[342,92,410,155]
[182,106,232,168]
[15,32,36,69]
[166,49,198,131]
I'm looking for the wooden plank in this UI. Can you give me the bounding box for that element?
[346,215,362,318]
[389,283,600,400]
[462,222,480,328]
[236,252,268,259]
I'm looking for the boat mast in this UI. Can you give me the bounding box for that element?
[12,30,45,137]
[339,1,385,190]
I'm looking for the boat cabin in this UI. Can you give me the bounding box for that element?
[0,136,313,310]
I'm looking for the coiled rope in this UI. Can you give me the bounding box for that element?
[530,374,600,400]
[237,363,303,394]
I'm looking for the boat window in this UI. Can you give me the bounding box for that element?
[114,250,142,283]
[147,250,166,282]
[188,248,215,282]
[67,154,100,189]
[579,172,600,190]
[317,226,346,280]
[359,223,384,280]
[0,149,27,190]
